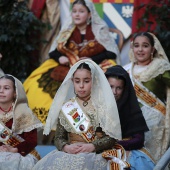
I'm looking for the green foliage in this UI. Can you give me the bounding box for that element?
[0,0,49,81]
[134,0,170,60]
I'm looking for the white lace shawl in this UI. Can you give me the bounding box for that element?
[7,75,43,134]
[44,59,122,140]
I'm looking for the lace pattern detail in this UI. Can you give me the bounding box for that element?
[0,152,37,169]
[59,112,73,133]
[133,58,170,82]
[33,150,108,170]
[4,75,43,134]
[0,111,13,124]
[44,59,122,140]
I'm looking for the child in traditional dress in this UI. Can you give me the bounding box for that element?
[33,59,130,170]
[0,74,42,170]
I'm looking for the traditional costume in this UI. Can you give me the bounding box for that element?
[105,65,155,169]
[23,0,120,125]
[0,75,43,170]
[124,33,170,162]
[33,59,130,170]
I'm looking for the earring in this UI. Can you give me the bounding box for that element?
[74,89,78,96]
[86,18,91,25]
[151,53,153,60]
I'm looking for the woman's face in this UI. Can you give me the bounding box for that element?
[107,77,125,101]
[73,68,92,100]
[133,36,154,65]
[0,78,16,104]
[72,4,90,27]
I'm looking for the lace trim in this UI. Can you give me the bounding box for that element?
[14,123,43,134]
[93,96,115,138]
[0,111,13,124]
[133,58,170,82]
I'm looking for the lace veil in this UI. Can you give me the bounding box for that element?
[44,59,122,140]
[49,0,120,63]
[5,75,43,134]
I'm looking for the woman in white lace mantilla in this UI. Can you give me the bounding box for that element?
[33,59,131,170]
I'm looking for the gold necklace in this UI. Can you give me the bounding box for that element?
[77,96,91,107]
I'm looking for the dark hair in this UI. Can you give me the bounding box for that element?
[133,32,154,47]
[72,0,90,12]
[77,62,91,71]
[106,75,126,87]
[0,74,15,90]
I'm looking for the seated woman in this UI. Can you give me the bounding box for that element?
[124,32,170,162]
[0,74,43,170]
[105,65,155,170]
[23,0,120,136]
[33,59,130,170]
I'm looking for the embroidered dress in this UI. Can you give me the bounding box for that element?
[33,59,130,170]
[0,75,43,170]
[33,99,115,170]
[23,0,119,125]
[124,33,170,162]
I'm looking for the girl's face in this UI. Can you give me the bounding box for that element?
[72,4,91,27]
[73,68,92,100]
[133,36,154,65]
[0,78,16,104]
[107,77,124,101]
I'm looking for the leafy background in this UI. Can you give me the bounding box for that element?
[0,0,49,81]
[134,0,170,61]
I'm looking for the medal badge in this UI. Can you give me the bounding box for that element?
[62,98,91,133]
[0,122,10,142]
[62,98,95,142]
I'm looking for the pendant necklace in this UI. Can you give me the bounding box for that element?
[77,96,91,107]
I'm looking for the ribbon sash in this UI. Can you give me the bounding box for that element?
[62,98,95,142]
[0,121,24,146]
[127,63,166,116]
[0,121,41,160]
[134,82,166,115]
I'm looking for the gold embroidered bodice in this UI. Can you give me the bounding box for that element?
[54,99,116,153]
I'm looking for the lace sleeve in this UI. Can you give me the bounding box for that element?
[54,119,69,151]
